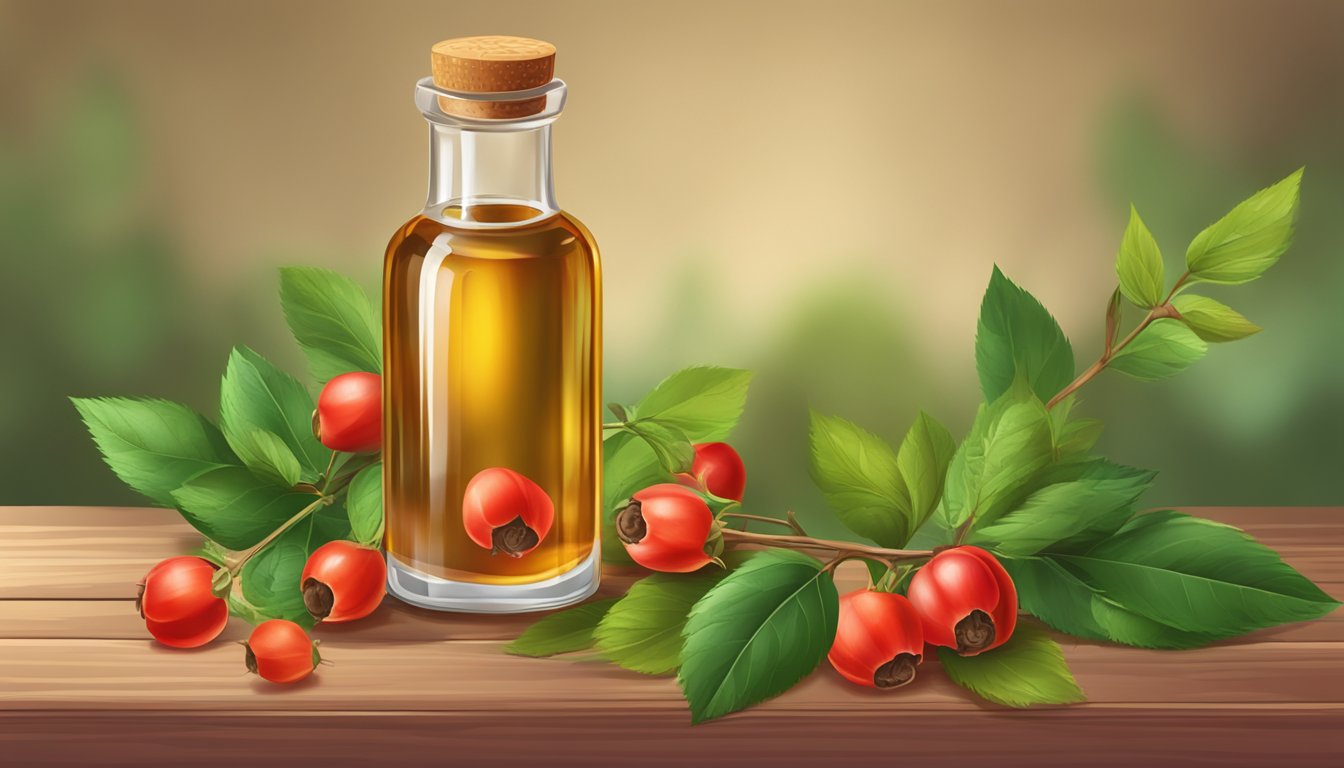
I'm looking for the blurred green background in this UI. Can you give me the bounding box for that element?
[2,1,1340,527]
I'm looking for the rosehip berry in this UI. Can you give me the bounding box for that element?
[301,540,387,623]
[907,545,1018,656]
[136,556,228,649]
[679,442,747,502]
[314,371,382,453]
[615,483,715,573]
[828,590,924,689]
[244,619,320,684]
[462,467,554,557]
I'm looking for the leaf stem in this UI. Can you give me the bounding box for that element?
[224,495,332,574]
[719,511,808,536]
[602,422,626,430]
[720,528,933,567]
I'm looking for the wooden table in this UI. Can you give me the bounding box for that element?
[1,506,1340,766]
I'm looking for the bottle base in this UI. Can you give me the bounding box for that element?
[385,548,600,614]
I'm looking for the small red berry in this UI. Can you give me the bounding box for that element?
[615,483,715,573]
[301,540,387,623]
[828,590,924,689]
[245,620,320,684]
[679,442,747,502]
[907,545,1018,656]
[462,467,554,557]
[136,556,228,649]
[314,372,382,453]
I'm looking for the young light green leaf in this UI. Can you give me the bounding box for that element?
[1054,418,1104,459]
[71,397,237,507]
[940,396,1054,530]
[230,429,302,487]
[1108,319,1207,380]
[678,549,839,723]
[595,572,722,675]
[171,467,321,550]
[625,420,696,475]
[975,266,1075,404]
[1171,294,1261,343]
[895,411,956,536]
[346,462,383,546]
[1057,510,1340,635]
[1116,206,1165,308]
[601,431,671,564]
[808,411,911,547]
[505,598,620,657]
[219,346,329,480]
[278,266,382,385]
[937,622,1085,707]
[631,366,752,442]
[1185,168,1302,285]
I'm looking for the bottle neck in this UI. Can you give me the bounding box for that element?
[425,122,557,225]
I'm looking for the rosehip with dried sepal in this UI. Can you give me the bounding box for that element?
[828,589,924,689]
[462,467,555,557]
[678,442,747,502]
[313,371,382,453]
[615,483,718,573]
[136,556,229,649]
[907,545,1017,656]
[301,540,387,623]
[244,619,321,684]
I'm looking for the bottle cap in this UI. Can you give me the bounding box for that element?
[431,36,556,118]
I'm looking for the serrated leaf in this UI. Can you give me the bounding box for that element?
[937,622,1085,707]
[631,367,752,442]
[600,431,671,564]
[1054,418,1104,459]
[1057,510,1340,635]
[939,395,1054,531]
[1115,206,1165,308]
[504,599,620,657]
[346,462,383,546]
[975,266,1075,404]
[220,346,329,481]
[808,411,911,547]
[595,572,722,675]
[626,420,696,475]
[1109,319,1207,380]
[678,550,838,723]
[171,467,321,550]
[71,397,237,507]
[1185,168,1302,285]
[278,266,382,385]
[895,411,956,537]
[1172,294,1261,343]
[230,429,302,487]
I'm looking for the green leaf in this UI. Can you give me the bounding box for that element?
[895,411,956,536]
[808,411,911,548]
[600,431,671,564]
[595,572,722,675]
[504,599,620,657]
[346,462,384,546]
[1185,168,1302,285]
[1171,294,1261,343]
[240,500,350,628]
[229,429,302,487]
[1116,206,1165,308]
[975,266,1075,404]
[1054,418,1104,459]
[1057,510,1340,635]
[937,622,1085,707]
[71,397,237,507]
[631,367,752,442]
[939,395,1054,530]
[678,549,839,723]
[219,346,329,481]
[278,266,382,384]
[969,459,1155,556]
[1108,319,1207,380]
[171,466,320,550]
[625,420,696,475]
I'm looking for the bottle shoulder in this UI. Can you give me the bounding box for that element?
[385,209,598,266]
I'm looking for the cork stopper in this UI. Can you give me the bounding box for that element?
[431,36,556,119]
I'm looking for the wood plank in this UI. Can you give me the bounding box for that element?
[1,638,1340,711]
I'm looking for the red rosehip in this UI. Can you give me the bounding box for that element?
[907,545,1017,656]
[244,619,320,684]
[136,556,228,649]
[462,467,554,557]
[828,590,924,689]
[301,540,387,623]
[314,372,382,453]
[615,483,715,573]
[679,442,747,502]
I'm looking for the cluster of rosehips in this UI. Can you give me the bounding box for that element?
[136,372,387,684]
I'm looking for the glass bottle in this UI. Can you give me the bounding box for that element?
[382,37,601,613]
